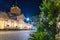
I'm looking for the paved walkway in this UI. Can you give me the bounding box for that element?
[0,30,34,40]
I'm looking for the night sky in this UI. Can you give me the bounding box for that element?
[0,0,42,17]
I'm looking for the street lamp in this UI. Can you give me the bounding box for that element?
[26,18,30,21]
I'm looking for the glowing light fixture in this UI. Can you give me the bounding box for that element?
[26,18,29,21]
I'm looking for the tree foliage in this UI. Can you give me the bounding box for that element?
[29,0,60,40]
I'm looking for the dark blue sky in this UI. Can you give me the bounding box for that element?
[0,0,42,17]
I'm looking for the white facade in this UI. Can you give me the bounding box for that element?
[0,13,32,29]
[0,5,32,30]
[17,14,32,29]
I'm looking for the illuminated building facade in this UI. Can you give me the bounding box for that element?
[0,5,32,30]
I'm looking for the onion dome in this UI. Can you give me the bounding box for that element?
[10,5,21,15]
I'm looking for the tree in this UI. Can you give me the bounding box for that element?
[29,0,60,40]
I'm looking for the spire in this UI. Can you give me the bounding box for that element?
[12,0,18,6]
[15,0,18,6]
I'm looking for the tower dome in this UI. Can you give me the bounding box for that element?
[10,5,21,15]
